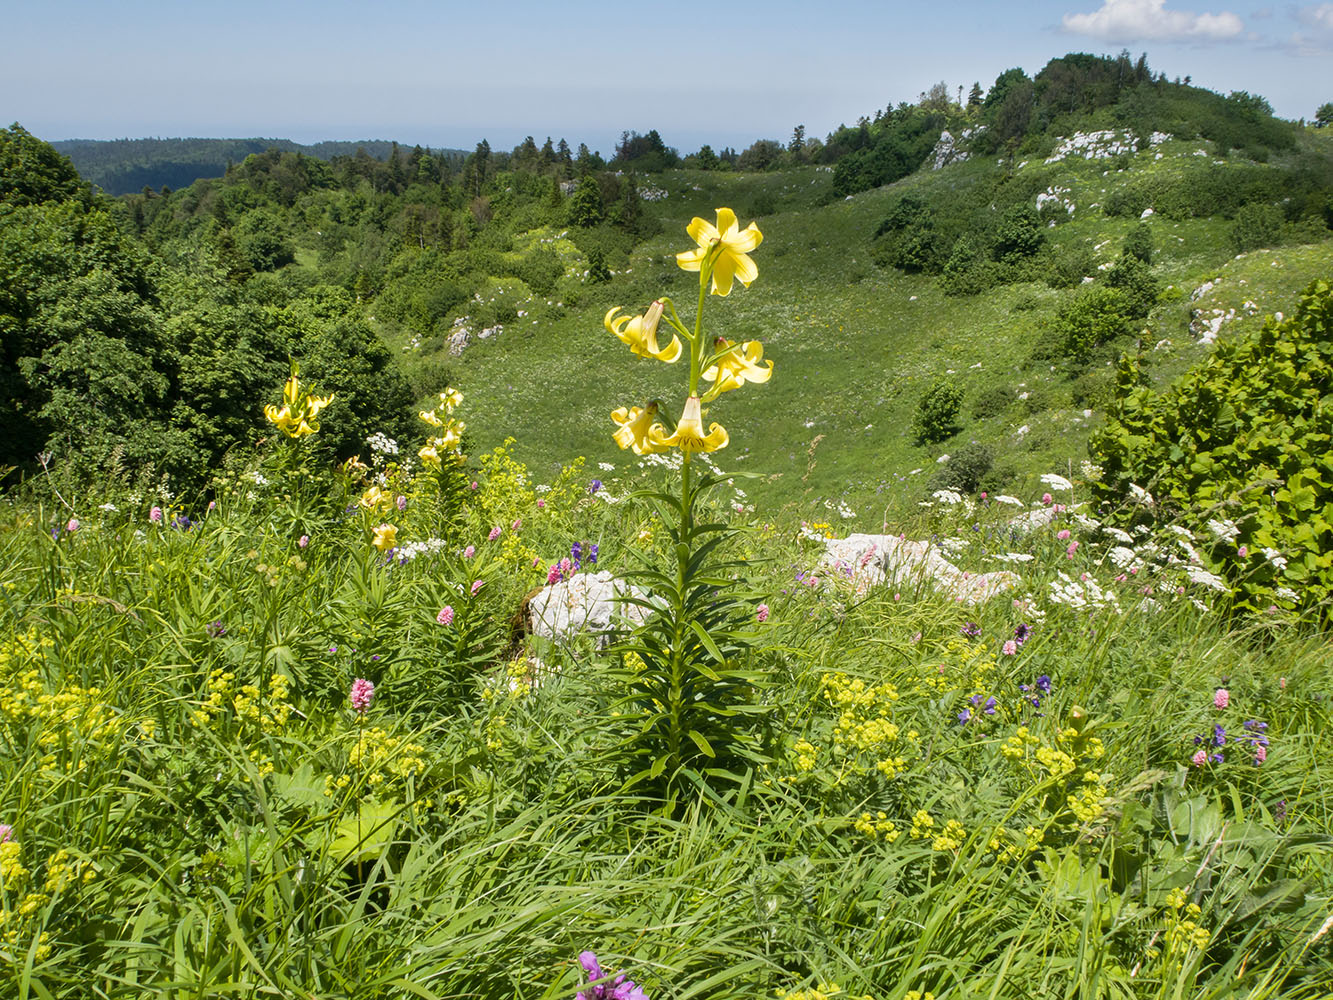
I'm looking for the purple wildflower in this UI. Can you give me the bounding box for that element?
[577,951,648,1000]
[1035,675,1052,694]
[1213,724,1226,747]
[984,696,998,715]
[588,480,602,495]
[206,621,227,638]
[960,622,982,638]
[1012,623,1032,646]
[957,708,972,725]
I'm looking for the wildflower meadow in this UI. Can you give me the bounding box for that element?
[0,209,1330,1000]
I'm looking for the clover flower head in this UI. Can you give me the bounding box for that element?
[1214,688,1229,709]
[436,606,454,626]
[489,526,502,541]
[150,506,163,523]
[1002,639,1018,656]
[1191,749,1208,767]
[349,678,375,714]
[756,603,770,623]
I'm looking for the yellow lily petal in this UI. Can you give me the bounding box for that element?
[649,396,729,454]
[675,246,707,272]
[704,339,773,397]
[686,216,720,246]
[715,207,738,237]
[420,408,442,426]
[372,523,398,552]
[611,403,663,454]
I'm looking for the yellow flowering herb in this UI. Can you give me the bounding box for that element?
[676,207,763,296]
[611,402,665,455]
[372,524,398,552]
[701,338,773,400]
[604,302,682,362]
[649,395,728,453]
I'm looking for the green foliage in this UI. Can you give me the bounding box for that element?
[1,123,87,207]
[1105,252,1159,319]
[1229,202,1284,253]
[1050,285,1133,363]
[991,204,1045,262]
[929,439,994,494]
[1122,222,1154,264]
[912,377,964,444]
[566,177,604,227]
[1091,280,1333,619]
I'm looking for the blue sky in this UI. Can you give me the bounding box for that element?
[6,0,1331,155]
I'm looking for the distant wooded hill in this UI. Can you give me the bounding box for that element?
[51,137,466,195]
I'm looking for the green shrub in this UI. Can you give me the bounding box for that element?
[1050,285,1133,363]
[912,377,964,444]
[1044,244,1095,289]
[1105,253,1159,320]
[929,439,993,493]
[1229,202,1284,253]
[1090,280,1333,620]
[971,385,1012,419]
[1122,222,1154,264]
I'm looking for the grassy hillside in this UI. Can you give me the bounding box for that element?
[404,128,1333,528]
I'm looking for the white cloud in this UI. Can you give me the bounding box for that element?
[1061,0,1244,42]
[1286,3,1333,52]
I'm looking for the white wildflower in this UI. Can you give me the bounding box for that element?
[1185,566,1229,592]
[1206,518,1240,542]
[1040,473,1073,492]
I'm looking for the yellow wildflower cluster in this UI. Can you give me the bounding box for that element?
[853,811,900,842]
[607,209,768,457]
[264,366,333,438]
[792,739,818,772]
[916,638,997,698]
[988,824,1045,862]
[776,984,874,1000]
[1163,889,1211,953]
[0,840,92,963]
[1,629,121,772]
[1001,719,1109,826]
[191,668,292,734]
[910,809,934,839]
[820,672,908,779]
[418,387,466,469]
[348,727,427,789]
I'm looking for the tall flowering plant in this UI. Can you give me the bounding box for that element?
[606,208,772,804]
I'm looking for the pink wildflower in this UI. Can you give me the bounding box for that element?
[512,518,522,531]
[298,535,309,548]
[1041,493,1053,505]
[1279,677,1287,689]
[1002,639,1018,655]
[1214,688,1230,709]
[66,518,80,532]
[894,593,901,602]
[488,526,502,541]
[1066,541,1079,558]
[349,678,375,714]
[463,545,475,559]
[1254,744,1267,764]
[1191,749,1208,767]
[0,824,12,843]
[1054,503,1066,513]
[396,495,408,511]
[756,603,770,623]
[1236,545,1247,557]
[436,606,454,626]
[471,579,484,596]
[470,481,479,490]
[208,500,217,511]
[1057,529,1071,540]
[150,506,163,523]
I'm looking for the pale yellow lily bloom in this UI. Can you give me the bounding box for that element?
[649,396,729,454]
[676,208,762,296]
[611,402,664,455]
[438,419,465,452]
[419,408,442,427]
[604,301,682,362]
[360,486,392,513]
[440,387,463,413]
[265,372,333,438]
[372,523,398,552]
[702,338,773,400]
[418,444,441,468]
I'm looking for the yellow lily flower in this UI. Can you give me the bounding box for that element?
[604,301,682,362]
[372,523,398,552]
[438,419,465,452]
[419,408,442,427]
[419,444,441,468]
[440,387,463,413]
[702,338,773,400]
[360,485,392,513]
[263,404,299,435]
[649,396,729,454]
[611,402,664,455]
[676,208,762,296]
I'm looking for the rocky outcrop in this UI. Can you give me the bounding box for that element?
[525,570,647,646]
[819,533,1019,602]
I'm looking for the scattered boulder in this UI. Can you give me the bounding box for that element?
[819,533,1019,603]
[525,570,647,646]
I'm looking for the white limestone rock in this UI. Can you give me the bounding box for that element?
[819,533,1019,603]
[526,570,647,646]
